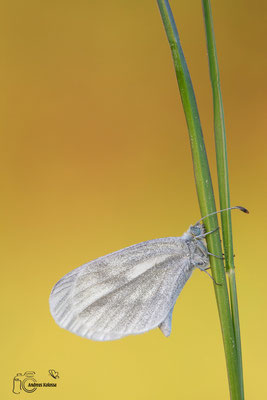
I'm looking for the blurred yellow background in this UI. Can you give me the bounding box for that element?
[1,0,266,398]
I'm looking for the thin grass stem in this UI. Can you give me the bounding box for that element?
[156,1,242,398]
[201,1,244,398]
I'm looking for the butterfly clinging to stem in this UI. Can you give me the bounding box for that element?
[49,206,248,341]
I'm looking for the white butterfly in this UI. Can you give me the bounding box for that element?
[49,206,247,341]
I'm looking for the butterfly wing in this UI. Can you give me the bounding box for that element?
[49,237,193,341]
[159,306,174,337]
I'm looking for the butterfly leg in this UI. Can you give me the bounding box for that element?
[196,263,222,286]
[199,226,220,238]
[196,242,223,260]
[204,265,226,271]
[207,251,224,260]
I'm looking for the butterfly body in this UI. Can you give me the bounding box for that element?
[49,222,209,341]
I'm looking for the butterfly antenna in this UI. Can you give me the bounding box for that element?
[195,206,249,225]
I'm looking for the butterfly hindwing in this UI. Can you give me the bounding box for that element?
[49,237,193,341]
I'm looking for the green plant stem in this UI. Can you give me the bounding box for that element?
[156,1,242,398]
[201,1,244,398]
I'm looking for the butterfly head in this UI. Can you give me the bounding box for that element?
[188,222,205,239]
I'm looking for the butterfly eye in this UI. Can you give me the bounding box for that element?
[190,225,201,237]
